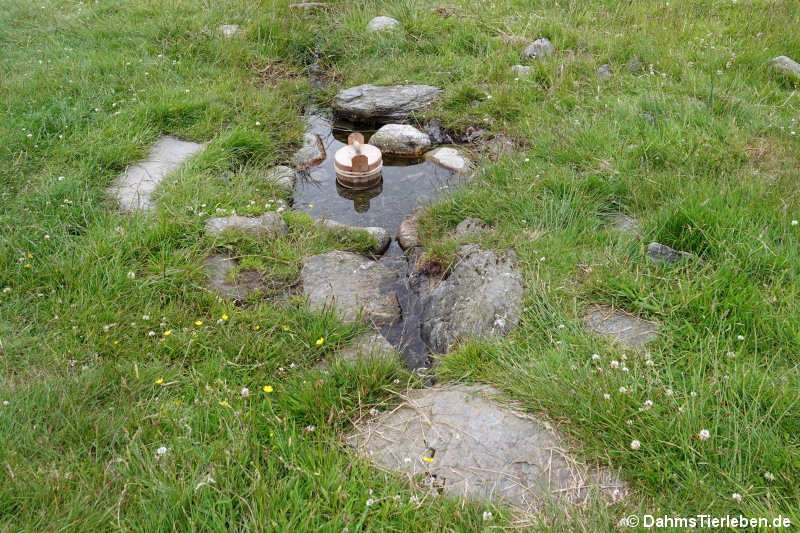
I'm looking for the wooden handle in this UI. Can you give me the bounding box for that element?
[348,132,365,146]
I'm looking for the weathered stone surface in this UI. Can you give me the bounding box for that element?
[771,56,800,80]
[424,147,471,174]
[264,165,296,191]
[204,212,288,238]
[611,214,639,234]
[511,64,532,77]
[524,38,553,60]
[597,64,613,81]
[334,333,399,364]
[332,84,442,122]
[367,16,400,32]
[109,136,203,212]
[204,254,263,300]
[454,217,489,236]
[301,251,402,323]
[583,305,658,348]
[317,218,391,255]
[421,245,523,353]
[218,24,240,37]
[647,242,692,265]
[396,209,422,250]
[369,124,431,156]
[292,133,326,169]
[348,384,625,511]
[423,118,452,145]
[627,56,644,74]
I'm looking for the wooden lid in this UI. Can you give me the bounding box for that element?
[334,132,382,172]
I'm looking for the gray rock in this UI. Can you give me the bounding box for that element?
[396,209,422,250]
[611,214,639,234]
[332,84,443,122]
[524,38,553,60]
[301,251,402,324]
[348,384,625,511]
[647,242,692,265]
[367,16,400,32]
[597,64,613,81]
[317,218,391,255]
[583,305,658,348]
[218,24,240,37]
[423,118,452,145]
[424,147,472,174]
[420,245,523,353]
[292,133,326,169]
[109,136,203,212]
[369,124,431,156]
[771,56,800,80]
[333,333,399,364]
[204,254,263,300]
[511,64,533,77]
[627,56,644,74]
[205,212,288,238]
[264,165,296,191]
[454,217,489,236]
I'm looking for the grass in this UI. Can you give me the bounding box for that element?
[1,0,799,530]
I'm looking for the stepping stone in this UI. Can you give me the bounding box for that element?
[204,254,263,300]
[332,84,442,122]
[204,212,288,238]
[396,209,422,250]
[771,56,800,80]
[420,245,523,353]
[424,147,472,174]
[454,217,489,236]
[367,16,400,32]
[301,251,402,324]
[583,305,658,348]
[368,124,431,156]
[348,384,625,512]
[597,64,613,81]
[524,38,553,60]
[325,333,399,366]
[511,64,532,77]
[218,24,240,37]
[292,133,326,169]
[647,242,693,265]
[109,136,203,212]
[264,165,296,192]
[317,218,391,255]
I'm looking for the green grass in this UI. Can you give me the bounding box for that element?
[1,0,799,530]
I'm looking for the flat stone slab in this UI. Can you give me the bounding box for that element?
[301,251,402,324]
[367,16,400,32]
[293,133,326,169]
[348,384,625,512]
[597,64,613,81]
[611,214,639,234]
[369,124,431,156]
[583,305,658,348]
[329,333,399,365]
[264,165,296,192]
[332,84,442,122]
[109,136,203,212]
[204,254,263,300]
[424,147,471,174]
[647,242,693,265]
[204,212,288,238]
[317,218,391,255]
[771,56,800,80]
[421,245,523,353]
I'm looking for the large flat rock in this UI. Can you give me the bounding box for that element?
[332,84,442,122]
[348,384,625,511]
[301,251,402,324]
[421,245,523,353]
[109,136,203,212]
[583,305,658,348]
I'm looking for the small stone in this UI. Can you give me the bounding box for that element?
[218,24,240,37]
[317,218,391,255]
[524,38,553,60]
[292,133,326,169]
[204,254,264,300]
[424,147,471,174]
[367,16,400,32]
[583,305,658,348]
[369,124,431,156]
[264,165,296,191]
[647,242,692,265]
[454,217,489,236]
[597,64,613,81]
[204,212,288,238]
[771,56,800,80]
[396,208,422,250]
[333,84,443,122]
[510,64,532,77]
[423,118,452,145]
[332,333,399,364]
[611,214,640,234]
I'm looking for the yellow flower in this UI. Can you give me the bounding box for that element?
[252,325,261,331]
[27,253,33,259]
[262,385,273,394]
[315,337,324,345]
[422,456,434,463]
[221,314,229,321]
[163,330,172,336]
[113,340,119,345]
[282,325,290,331]
[219,400,230,407]
[194,320,203,326]
[155,378,164,385]
[24,264,31,268]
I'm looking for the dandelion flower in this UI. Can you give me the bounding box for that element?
[221,314,228,321]
[155,378,164,385]
[282,325,290,331]
[252,325,260,331]
[315,337,324,345]
[422,456,434,463]
[698,429,710,440]
[219,400,230,407]
[194,320,203,326]
[630,439,641,450]
[262,385,273,393]
[163,330,172,337]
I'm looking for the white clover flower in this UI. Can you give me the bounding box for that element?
[610,360,620,368]
[591,353,600,361]
[619,386,628,393]
[643,400,653,409]
[482,511,493,521]
[792,220,798,226]
[127,271,136,279]
[148,331,156,337]
[665,389,673,396]
[764,472,775,481]
[690,391,698,397]
[142,315,150,320]
[737,335,744,341]
[732,493,742,502]
[156,446,167,457]
[630,439,641,450]
[2,400,9,406]
[622,366,629,372]
[240,387,249,398]
[2,287,10,293]
[365,498,374,507]
[698,429,710,440]
[603,393,611,400]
